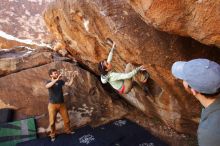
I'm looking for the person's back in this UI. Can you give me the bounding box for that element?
[198,97,220,146]
[171,58,220,146]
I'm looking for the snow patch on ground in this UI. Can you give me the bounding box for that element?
[12,12,47,40]
[0,30,51,48]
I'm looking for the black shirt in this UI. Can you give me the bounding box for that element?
[47,80,65,103]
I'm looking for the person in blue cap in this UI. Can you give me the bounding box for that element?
[171,58,220,146]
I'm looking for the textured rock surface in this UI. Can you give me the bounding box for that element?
[127,0,220,47]
[0,34,52,49]
[44,0,220,135]
[0,59,126,133]
[0,50,196,146]
[0,47,53,76]
[0,36,31,49]
[0,0,55,48]
[0,0,53,41]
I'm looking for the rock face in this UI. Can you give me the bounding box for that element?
[0,36,29,49]
[127,0,220,47]
[0,47,53,76]
[0,49,125,133]
[44,0,220,135]
[0,0,54,48]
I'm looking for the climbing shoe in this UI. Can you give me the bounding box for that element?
[139,69,149,83]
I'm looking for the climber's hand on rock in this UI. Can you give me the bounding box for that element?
[112,42,116,49]
[139,65,146,71]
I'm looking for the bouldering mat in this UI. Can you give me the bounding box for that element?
[0,118,36,146]
[17,119,168,146]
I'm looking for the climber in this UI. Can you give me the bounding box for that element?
[98,40,148,94]
[45,69,78,142]
[171,59,220,146]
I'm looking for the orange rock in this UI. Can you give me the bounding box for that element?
[127,0,220,47]
[0,59,126,133]
[43,0,220,135]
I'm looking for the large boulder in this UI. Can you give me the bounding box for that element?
[0,46,54,76]
[0,34,52,49]
[44,0,220,134]
[0,36,33,49]
[127,0,220,47]
[0,60,126,133]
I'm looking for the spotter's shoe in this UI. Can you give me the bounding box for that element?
[51,137,55,142]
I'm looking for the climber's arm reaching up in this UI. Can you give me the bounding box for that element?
[107,42,116,63]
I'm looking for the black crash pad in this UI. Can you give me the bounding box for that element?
[17,119,169,146]
[0,108,14,124]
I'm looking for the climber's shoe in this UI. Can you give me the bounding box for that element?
[139,70,149,83]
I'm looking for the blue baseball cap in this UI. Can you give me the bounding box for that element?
[172,59,220,94]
